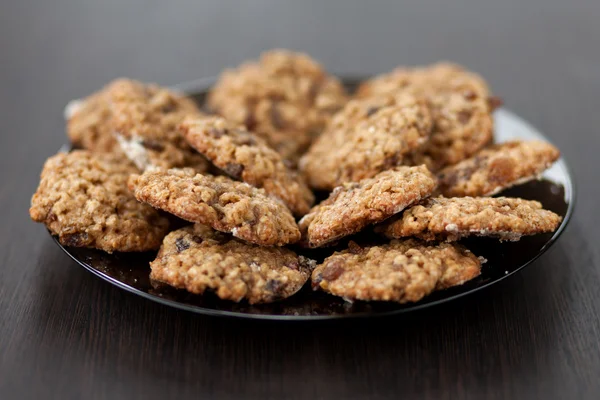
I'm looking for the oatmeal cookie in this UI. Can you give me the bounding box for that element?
[29,150,170,252]
[298,166,436,248]
[150,224,315,304]
[128,168,300,246]
[437,140,560,197]
[108,79,209,171]
[207,49,348,163]
[181,116,314,216]
[299,92,433,190]
[311,240,482,303]
[377,196,562,242]
[357,62,495,170]
[66,82,120,153]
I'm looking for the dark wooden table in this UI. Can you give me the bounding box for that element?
[2,1,599,399]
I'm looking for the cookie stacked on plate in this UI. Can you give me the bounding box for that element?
[30,50,562,305]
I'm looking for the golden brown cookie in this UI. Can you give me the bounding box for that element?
[30,151,170,253]
[108,79,210,171]
[299,92,433,190]
[437,140,560,197]
[377,196,562,242]
[181,116,314,216]
[298,166,437,248]
[207,49,348,163]
[357,62,495,170]
[128,168,300,246]
[311,240,482,303]
[150,224,315,304]
[65,82,120,153]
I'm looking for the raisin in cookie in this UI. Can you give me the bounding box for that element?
[311,240,482,303]
[299,92,433,190]
[357,62,496,170]
[181,116,314,216]
[128,168,300,246]
[150,224,315,304]
[437,140,560,197]
[377,196,562,242]
[299,166,436,248]
[108,79,209,171]
[30,151,170,252]
[207,49,348,163]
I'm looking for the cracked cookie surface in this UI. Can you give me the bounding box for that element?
[357,62,496,170]
[299,166,437,248]
[108,79,209,171]
[30,150,170,252]
[207,49,348,163]
[377,196,562,241]
[150,224,315,304]
[437,140,560,197]
[311,240,482,303]
[181,116,314,216]
[128,168,300,246]
[299,92,433,190]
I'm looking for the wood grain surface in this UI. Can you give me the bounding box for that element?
[1,1,599,399]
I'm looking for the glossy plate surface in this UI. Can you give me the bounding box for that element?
[53,78,575,320]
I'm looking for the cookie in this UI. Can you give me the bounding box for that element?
[181,116,314,216]
[437,140,560,197]
[298,166,437,248]
[30,151,170,253]
[66,81,120,153]
[357,62,495,170]
[299,92,433,190]
[128,168,300,246]
[108,79,210,171]
[150,224,315,304]
[207,49,348,163]
[311,240,482,303]
[377,196,562,242]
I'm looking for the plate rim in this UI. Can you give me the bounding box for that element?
[52,77,576,321]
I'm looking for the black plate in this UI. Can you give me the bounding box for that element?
[52,77,575,320]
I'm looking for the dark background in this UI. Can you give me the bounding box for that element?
[1,1,599,399]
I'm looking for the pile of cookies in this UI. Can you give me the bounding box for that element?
[30,50,562,305]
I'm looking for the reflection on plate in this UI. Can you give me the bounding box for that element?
[52,78,575,320]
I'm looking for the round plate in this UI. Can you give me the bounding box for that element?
[52,77,575,320]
